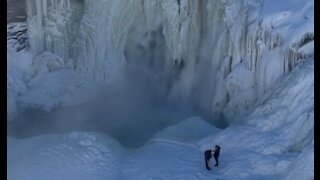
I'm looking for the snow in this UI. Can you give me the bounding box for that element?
[223,62,256,120]
[7,57,314,179]
[8,132,125,180]
[199,59,314,179]
[22,0,314,123]
[7,0,313,179]
[259,0,314,46]
[282,142,314,180]
[18,69,98,111]
[153,116,221,143]
[297,41,314,54]
[7,49,99,115]
[7,49,33,121]
[7,43,98,112]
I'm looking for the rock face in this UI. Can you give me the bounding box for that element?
[7,0,27,23]
[25,0,314,123]
[7,22,28,51]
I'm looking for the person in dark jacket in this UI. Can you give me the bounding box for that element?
[212,145,221,166]
[204,149,212,170]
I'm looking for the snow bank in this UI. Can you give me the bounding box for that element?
[282,142,314,180]
[8,132,124,180]
[152,116,221,143]
[199,58,314,179]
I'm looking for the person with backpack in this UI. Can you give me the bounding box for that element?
[204,149,212,170]
[204,145,221,170]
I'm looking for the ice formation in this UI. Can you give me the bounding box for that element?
[7,0,314,179]
[8,60,314,179]
[23,0,314,123]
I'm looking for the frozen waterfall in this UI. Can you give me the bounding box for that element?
[24,0,313,124]
[7,0,314,179]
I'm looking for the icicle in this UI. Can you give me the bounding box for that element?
[43,0,47,17]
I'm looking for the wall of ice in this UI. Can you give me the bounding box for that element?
[25,0,314,124]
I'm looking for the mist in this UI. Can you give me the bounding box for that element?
[7,0,233,148]
[8,36,228,148]
[8,75,195,148]
[8,48,199,148]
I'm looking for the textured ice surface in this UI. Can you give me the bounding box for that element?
[199,59,314,179]
[153,116,221,143]
[7,0,313,179]
[7,49,33,121]
[7,22,28,51]
[20,0,314,123]
[8,132,124,180]
[7,59,314,179]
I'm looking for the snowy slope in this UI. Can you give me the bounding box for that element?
[199,58,314,179]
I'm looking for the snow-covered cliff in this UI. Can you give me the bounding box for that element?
[7,1,314,179]
[23,0,313,123]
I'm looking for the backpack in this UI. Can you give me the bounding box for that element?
[204,150,212,159]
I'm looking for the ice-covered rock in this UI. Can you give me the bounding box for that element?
[7,22,28,51]
[24,0,314,123]
[31,51,66,75]
[18,69,98,111]
[7,49,33,121]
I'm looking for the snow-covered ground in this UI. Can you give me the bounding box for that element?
[8,58,313,179]
[7,0,313,179]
